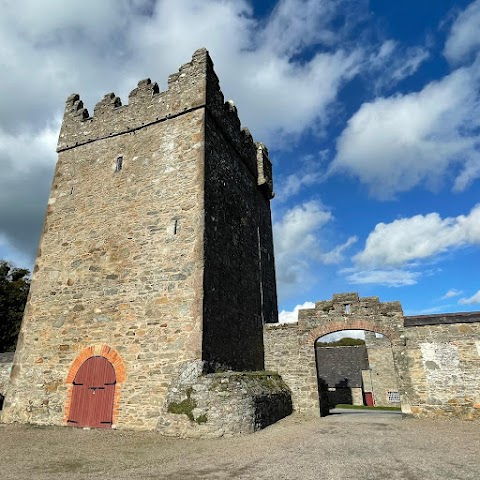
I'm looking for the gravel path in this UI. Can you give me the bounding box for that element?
[0,412,478,480]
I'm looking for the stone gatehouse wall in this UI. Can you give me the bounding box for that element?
[264,293,407,416]
[403,313,480,419]
[364,331,399,407]
[264,293,480,419]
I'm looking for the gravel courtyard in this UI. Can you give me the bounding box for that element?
[0,412,478,480]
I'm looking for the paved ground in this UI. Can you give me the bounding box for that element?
[0,412,478,480]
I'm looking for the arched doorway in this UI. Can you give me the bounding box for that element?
[314,329,402,416]
[66,356,116,428]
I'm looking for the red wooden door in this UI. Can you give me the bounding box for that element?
[67,356,116,429]
[364,392,374,407]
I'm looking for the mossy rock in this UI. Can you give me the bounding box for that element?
[195,414,208,424]
[167,388,196,421]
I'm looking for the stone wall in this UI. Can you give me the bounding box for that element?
[364,331,399,407]
[202,106,275,371]
[265,293,408,416]
[403,313,480,419]
[0,353,14,406]
[2,49,285,432]
[3,105,206,428]
[156,361,292,437]
[265,293,480,419]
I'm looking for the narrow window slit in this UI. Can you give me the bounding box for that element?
[70,187,74,195]
[174,219,179,235]
[115,156,123,172]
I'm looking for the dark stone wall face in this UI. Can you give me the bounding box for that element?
[200,54,277,372]
[256,180,278,325]
[202,113,265,371]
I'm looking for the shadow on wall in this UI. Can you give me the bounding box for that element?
[316,377,330,417]
[328,379,353,408]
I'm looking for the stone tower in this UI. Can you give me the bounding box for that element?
[2,49,290,434]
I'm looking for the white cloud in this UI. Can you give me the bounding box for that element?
[354,204,480,267]
[0,0,368,264]
[277,170,325,201]
[344,268,420,287]
[279,301,315,323]
[442,288,463,299]
[276,151,330,202]
[260,0,350,55]
[368,40,430,91]
[459,290,480,305]
[127,0,363,142]
[273,200,356,298]
[274,201,332,257]
[444,0,480,64]
[319,236,357,265]
[0,125,58,172]
[273,201,332,297]
[330,63,480,198]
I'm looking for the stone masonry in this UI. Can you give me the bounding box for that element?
[264,293,407,416]
[0,353,14,406]
[364,331,400,407]
[1,49,290,435]
[2,48,480,430]
[403,312,480,419]
[264,293,480,419]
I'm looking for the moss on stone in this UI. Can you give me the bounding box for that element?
[195,414,208,424]
[167,388,196,421]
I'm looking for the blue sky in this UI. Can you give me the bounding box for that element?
[1,0,479,321]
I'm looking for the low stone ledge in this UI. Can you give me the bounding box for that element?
[157,362,292,437]
[264,322,298,330]
[409,403,480,420]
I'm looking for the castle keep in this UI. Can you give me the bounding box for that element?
[2,49,480,432]
[1,49,291,435]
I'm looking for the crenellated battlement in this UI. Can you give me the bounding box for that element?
[57,48,209,152]
[57,48,273,197]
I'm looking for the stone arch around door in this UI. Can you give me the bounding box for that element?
[264,293,412,417]
[64,345,126,428]
[300,294,408,415]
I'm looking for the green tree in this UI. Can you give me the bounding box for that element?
[317,337,366,347]
[0,260,30,352]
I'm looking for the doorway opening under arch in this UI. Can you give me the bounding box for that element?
[315,329,402,416]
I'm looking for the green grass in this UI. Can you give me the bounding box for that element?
[333,404,401,411]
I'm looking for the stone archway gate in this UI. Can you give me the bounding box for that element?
[264,293,412,416]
